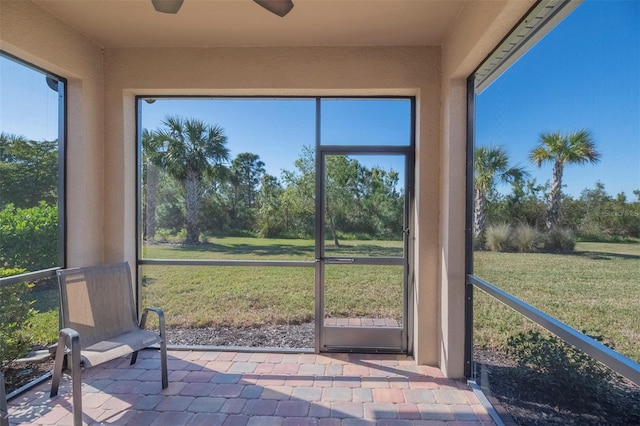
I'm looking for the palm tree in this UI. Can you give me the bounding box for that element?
[474,146,528,238]
[529,130,600,229]
[153,116,229,244]
[0,132,27,162]
[141,129,160,241]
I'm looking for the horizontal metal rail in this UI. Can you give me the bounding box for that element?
[322,257,404,266]
[0,267,59,289]
[139,259,316,267]
[468,274,640,386]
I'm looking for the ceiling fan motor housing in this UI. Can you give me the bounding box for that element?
[151,0,184,14]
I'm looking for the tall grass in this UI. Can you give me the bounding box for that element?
[485,224,512,252]
[511,225,542,252]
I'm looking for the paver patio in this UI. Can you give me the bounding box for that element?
[7,350,495,425]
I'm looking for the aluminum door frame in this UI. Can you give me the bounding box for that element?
[315,145,413,353]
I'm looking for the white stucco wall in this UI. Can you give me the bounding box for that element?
[103,45,443,364]
[0,0,105,267]
[438,0,536,377]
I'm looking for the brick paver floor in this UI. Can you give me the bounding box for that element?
[7,350,495,425]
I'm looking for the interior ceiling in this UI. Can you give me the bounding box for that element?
[31,0,467,48]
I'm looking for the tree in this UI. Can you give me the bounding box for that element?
[141,129,160,240]
[152,116,230,244]
[256,174,285,237]
[361,166,403,238]
[0,132,58,209]
[473,146,527,238]
[529,130,600,229]
[225,153,265,230]
[501,178,547,230]
[280,146,316,238]
[325,155,360,247]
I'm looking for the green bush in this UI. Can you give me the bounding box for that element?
[0,268,36,368]
[155,228,172,242]
[485,224,512,252]
[544,227,575,252]
[0,202,58,271]
[507,330,616,406]
[473,233,486,251]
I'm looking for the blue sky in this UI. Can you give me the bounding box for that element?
[140,98,411,183]
[142,98,317,178]
[1,0,638,199]
[0,57,60,140]
[476,0,639,198]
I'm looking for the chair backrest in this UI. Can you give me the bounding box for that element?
[57,262,139,347]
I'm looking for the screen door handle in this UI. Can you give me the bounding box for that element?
[324,258,355,264]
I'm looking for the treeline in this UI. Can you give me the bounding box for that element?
[0,132,58,209]
[486,180,640,239]
[143,117,404,244]
[0,133,59,271]
[2,124,638,260]
[487,180,640,240]
[474,132,639,251]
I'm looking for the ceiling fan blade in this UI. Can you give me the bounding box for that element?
[253,0,294,17]
[152,0,184,14]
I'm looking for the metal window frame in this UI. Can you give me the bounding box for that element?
[135,95,416,354]
[474,0,582,94]
[0,52,66,403]
[0,51,67,276]
[464,0,640,386]
[315,97,414,353]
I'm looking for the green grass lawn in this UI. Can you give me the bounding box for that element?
[474,240,640,362]
[141,237,404,328]
[142,236,404,260]
[22,237,639,364]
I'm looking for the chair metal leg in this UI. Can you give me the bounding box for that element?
[1,372,9,426]
[160,335,168,389]
[50,329,82,426]
[130,351,139,365]
[50,332,68,397]
[158,310,169,389]
[68,332,82,426]
[142,307,169,389]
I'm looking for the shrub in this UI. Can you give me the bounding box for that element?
[485,224,512,252]
[473,233,486,251]
[507,330,617,406]
[154,228,172,242]
[511,224,542,253]
[0,268,36,368]
[544,227,575,252]
[0,202,58,271]
[176,228,188,243]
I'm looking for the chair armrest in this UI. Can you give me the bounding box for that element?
[140,307,166,338]
[56,328,80,354]
[54,328,80,369]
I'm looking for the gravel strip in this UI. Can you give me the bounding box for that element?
[165,322,315,349]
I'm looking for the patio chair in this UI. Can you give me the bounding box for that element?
[50,262,167,425]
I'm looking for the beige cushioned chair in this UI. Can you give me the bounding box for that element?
[50,262,167,425]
